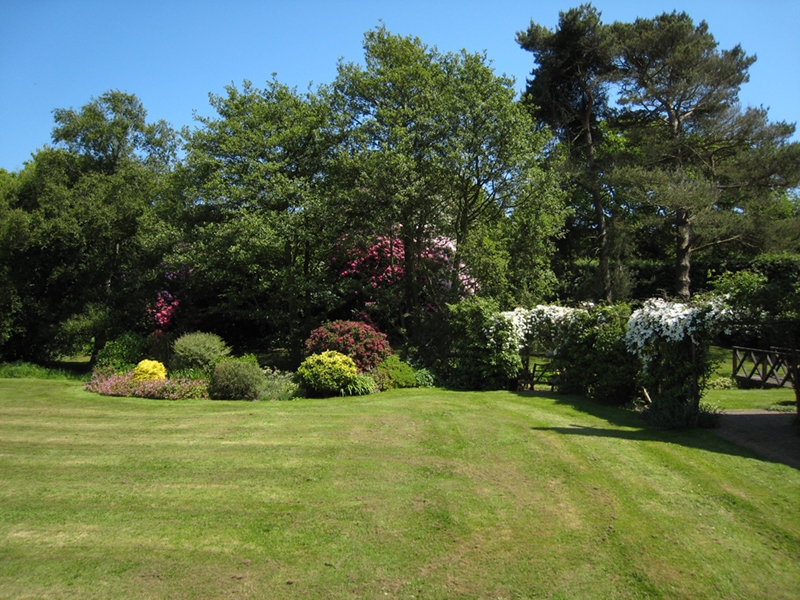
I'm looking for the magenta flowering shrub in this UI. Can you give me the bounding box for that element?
[339,232,478,297]
[305,320,391,372]
[85,371,209,400]
[341,235,406,289]
[147,291,179,331]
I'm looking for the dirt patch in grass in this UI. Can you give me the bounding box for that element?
[713,410,800,470]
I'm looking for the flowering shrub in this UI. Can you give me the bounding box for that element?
[85,371,209,400]
[502,305,586,357]
[294,351,359,397]
[624,298,727,428]
[133,359,167,381]
[147,291,179,331]
[338,231,478,300]
[625,298,727,363]
[341,235,406,289]
[305,321,391,372]
[500,298,726,421]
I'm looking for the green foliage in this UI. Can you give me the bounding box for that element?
[517,5,615,301]
[707,377,737,390]
[261,367,298,401]
[373,355,417,390]
[711,254,800,321]
[96,332,149,373]
[170,332,231,374]
[342,373,378,396]
[209,358,264,401]
[0,361,87,381]
[552,305,640,405]
[0,91,178,363]
[414,367,435,388]
[178,79,333,358]
[133,359,167,381]
[329,25,563,339]
[625,298,726,428]
[168,367,208,381]
[294,351,358,397]
[445,297,520,390]
[237,353,261,368]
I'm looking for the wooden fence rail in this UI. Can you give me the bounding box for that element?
[732,346,795,388]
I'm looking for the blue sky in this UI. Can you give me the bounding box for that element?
[2,0,798,172]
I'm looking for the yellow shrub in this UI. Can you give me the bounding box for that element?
[133,359,167,381]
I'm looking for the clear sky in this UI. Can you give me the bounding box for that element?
[2,0,798,172]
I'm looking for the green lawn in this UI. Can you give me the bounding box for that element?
[1,380,799,599]
[707,346,798,410]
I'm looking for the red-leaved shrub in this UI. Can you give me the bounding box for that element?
[305,320,391,372]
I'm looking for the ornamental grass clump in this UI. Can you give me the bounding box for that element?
[305,320,391,372]
[342,373,378,396]
[294,351,358,397]
[261,367,298,400]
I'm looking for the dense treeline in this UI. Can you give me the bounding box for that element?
[1,9,799,367]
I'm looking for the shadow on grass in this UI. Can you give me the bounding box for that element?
[47,358,93,374]
[514,389,800,471]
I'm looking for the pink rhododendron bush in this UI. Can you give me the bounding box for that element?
[305,320,391,372]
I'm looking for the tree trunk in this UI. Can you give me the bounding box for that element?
[675,209,691,301]
[583,103,612,303]
[592,187,612,303]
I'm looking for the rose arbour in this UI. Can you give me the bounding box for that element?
[501,305,586,356]
[624,298,728,363]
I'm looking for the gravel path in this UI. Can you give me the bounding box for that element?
[712,410,800,470]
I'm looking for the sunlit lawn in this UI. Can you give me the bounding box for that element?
[708,346,798,411]
[0,379,798,599]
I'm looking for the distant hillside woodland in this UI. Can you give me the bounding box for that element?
[1,8,799,366]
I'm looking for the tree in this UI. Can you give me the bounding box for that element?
[178,79,337,359]
[517,4,617,301]
[328,26,565,341]
[610,11,762,300]
[52,90,177,174]
[0,92,176,361]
